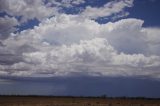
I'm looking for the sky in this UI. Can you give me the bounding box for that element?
[0,0,160,98]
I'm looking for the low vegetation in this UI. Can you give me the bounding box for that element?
[0,96,159,106]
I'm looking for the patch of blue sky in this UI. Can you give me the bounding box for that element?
[16,18,40,32]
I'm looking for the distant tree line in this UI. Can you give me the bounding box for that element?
[0,94,159,100]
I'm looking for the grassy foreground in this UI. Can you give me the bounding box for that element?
[0,96,160,106]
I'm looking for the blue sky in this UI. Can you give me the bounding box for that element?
[0,0,160,97]
[14,0,160,31]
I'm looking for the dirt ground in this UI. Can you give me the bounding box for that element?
[0,96,160,106]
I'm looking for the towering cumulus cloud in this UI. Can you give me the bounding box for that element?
[0,0,160,80]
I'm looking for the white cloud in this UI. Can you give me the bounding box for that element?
[0,0,58,22]
[142,28,160,55]
[72,0,85,5]
[0,14,160,79]
[99,18,147,54]
[111,11,129,21]
[0,0,133,24]
[1,37,160,78]
[81,0,134,19]
[0,0,160,81]
[59,0,85,7]
[46,0,85,8]
[23,15,157,55]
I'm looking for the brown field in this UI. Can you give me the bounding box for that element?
[0,96,160,106]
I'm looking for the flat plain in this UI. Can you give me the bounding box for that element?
[0,96,160,106]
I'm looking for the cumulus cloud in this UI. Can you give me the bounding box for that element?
[0,0,86,23]
[0,0,133,24]
[142,28,160,55]
[0,0,58,23]
[0,14,160,79]
[0,16,19,39]
[99,18,148,54]
[81,0,134,19]
[0,0,160,80]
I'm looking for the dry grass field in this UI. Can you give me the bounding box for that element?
[0,96,160,106]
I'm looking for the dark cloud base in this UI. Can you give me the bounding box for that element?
[0,76,160,98]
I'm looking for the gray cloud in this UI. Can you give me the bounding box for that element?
[0,16,19,39]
